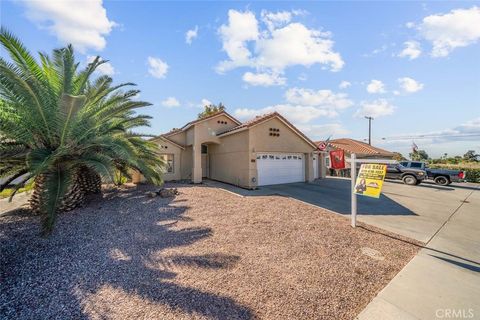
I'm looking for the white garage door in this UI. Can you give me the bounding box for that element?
[256,153,305,186]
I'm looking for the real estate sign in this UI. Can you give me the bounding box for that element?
[354,164,387,198]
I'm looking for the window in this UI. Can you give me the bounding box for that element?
[269,155,274,160]
[410,162,423,168]
[161,154,174,173]
[325,157,330,167]
[201,145,208,154]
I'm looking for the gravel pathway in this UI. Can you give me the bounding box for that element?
[0,183,420,320]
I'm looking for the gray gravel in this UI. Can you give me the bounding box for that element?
[0,183,420,319]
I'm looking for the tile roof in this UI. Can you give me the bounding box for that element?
[149,135,185,150]
[161,111,241,137]
[218,112,317,148]
[182,111,241,130]
[319,138,394,156]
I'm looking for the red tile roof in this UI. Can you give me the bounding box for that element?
[319,138,394,157]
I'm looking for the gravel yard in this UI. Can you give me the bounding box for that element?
[0,183,420,320]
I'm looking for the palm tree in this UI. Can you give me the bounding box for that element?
[0,28,164,234]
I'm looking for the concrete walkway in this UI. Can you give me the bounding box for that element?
[357,185,480,320]
[0,192,31,215]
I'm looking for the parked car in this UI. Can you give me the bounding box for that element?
[385,163,427,185]
[400,161,465,185]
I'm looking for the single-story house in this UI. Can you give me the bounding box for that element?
[134,111,325,189]
[316,138,395,176]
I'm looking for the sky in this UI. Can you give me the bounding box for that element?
[1,0,480,158]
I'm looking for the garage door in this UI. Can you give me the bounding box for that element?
[256,153,305,186]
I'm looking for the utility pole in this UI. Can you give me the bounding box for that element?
[364,116,374,145]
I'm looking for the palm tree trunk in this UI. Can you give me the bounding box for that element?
[77,166,102,194]
[29,168,95,214]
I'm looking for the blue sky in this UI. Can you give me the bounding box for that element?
[1,1,479,157]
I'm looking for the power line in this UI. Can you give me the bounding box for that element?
[379,133,480,141]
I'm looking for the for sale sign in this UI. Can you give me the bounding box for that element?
[354,164,387,198]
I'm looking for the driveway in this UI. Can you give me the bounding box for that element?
[259,177,478,243]
[251,178,480,319]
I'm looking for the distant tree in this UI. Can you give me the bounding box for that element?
[463,150,479,162]
[392,152,406,161]
[198,102,225,119]
[409,150,429,161]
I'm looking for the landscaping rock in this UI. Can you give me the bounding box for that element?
[156,188,179,198]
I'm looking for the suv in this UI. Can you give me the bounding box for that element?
[400,161,466,185]
[386,163,427,185]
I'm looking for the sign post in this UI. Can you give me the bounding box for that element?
[349,157,396,228]
[351,153,357,227]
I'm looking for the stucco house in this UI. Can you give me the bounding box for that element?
[134,111,325,189]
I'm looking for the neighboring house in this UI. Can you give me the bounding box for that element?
[316,138,394,176]
[134,111,324,189]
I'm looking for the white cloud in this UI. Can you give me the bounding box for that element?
[200,98,212,107]
[147,57,169,79]
[217,10,259,72]
[355,99,395,118]
[185,25,198,44]
[366,80,386,94]
[398,77,424,93]
[242,71,286,86]
[234,87,353,124]
[216,9,344,81]
[454,117,480,134]
[235,104,336,124]
[406,22,415,29]
[296,123,350,140]
[418,6,480,57]
[161,97,180,108]
[285,88,353,110]
[261,10,293,31]
[339,81,351,89]
[87,55,115,76]
[398,41,422,60]
[21,0,116,52]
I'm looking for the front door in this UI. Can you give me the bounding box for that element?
[201,154,208,178]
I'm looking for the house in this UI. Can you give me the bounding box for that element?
[316,138,394,176]
[134,111,324,189]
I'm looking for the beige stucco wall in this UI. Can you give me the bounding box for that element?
[190,114,240,182]
[133,138,183,183]
[166,131,186,146]
[209,130,250,188]
[181,146,193,180]
[155,138,182,181]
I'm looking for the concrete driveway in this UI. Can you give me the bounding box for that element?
[208,177,479,319]
[260,177,478,243]
[255,178,480,320]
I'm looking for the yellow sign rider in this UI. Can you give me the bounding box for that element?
[354,164,387,198]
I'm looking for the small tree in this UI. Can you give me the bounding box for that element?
[198,102,225,119]
[392,152,406,161]
[463,150,479,162]
[409,150,429,161]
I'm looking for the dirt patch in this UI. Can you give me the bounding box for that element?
[0,183,421,319]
